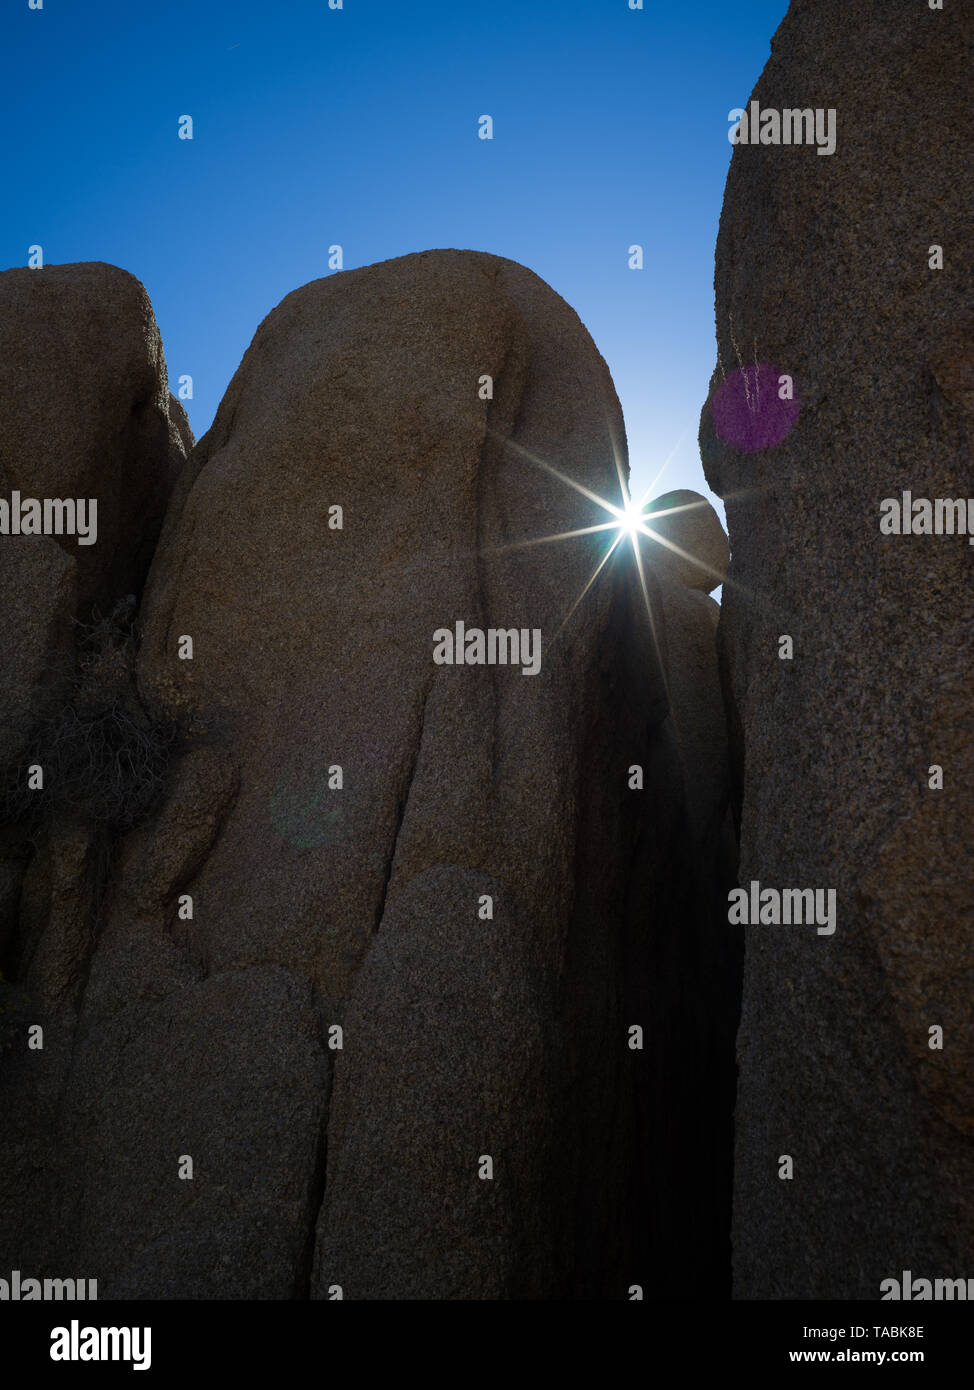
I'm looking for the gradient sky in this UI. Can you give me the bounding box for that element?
[2,0,789,518]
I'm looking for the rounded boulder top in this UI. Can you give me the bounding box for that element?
[641,489,729,593]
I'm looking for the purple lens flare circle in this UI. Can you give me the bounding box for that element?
[711,364,801,453]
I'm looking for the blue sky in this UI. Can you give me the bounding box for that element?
[2,0,788,515]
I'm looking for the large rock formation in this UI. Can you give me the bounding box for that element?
[1,250,737,1298]
[701,0,974,1298]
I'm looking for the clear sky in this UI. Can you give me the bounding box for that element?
[2,0,789,516]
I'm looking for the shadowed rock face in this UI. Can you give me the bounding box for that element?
[701,0,974,1299]
[0,262,190,851]
[0,264,190,777]
[1,250,738,1299]
[0,263,186,617]
[0,262,191,1279]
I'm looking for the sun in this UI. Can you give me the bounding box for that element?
[616,495,647,542]
[603,490,651,549]
[472,419,718,659]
